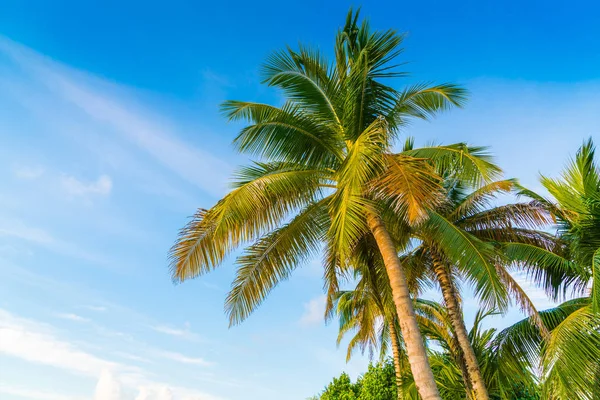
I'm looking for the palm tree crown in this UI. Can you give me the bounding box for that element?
[169,9,467,399]
[497,138,600,399]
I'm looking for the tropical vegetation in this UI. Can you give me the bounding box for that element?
[168,8,599,400]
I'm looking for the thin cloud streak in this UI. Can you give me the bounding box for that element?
[0,217,111,266]
[0,36,232,198]
[61,174,113,197]
[158,351,212,367]
[151,324,202,342]
[12,165,45,180]
[0,384,85,400]
[55,313,90,323]
[0,308,222,400]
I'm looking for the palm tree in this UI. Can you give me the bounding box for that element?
[333,234,410,399]
[496,138,600,399]
[337,167,551,399]
[397,140,554,400]
[169,10,467,399]
[399,304,540,400]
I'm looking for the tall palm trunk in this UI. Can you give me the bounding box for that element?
[432,253,490,400]
[366,212,442,400]
[389,320,405,400]
[450,332,476,399]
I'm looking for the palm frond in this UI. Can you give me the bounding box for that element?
[502,243,586,300]
[424,211,508,309]
[542,305,600,399]
[403,143,501,186]
[494,265,548,337]
[370,154,443,223]
[448,179,517,221]
[327,117,388,261]
[226,199,329,325]
[390,83,467,125]
[222,101,342,165]
[458,201,554,232]
[261,47,342,129]
[591,247,600,312]
[169,162,322,282]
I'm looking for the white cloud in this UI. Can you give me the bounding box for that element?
[0,308,120,376]
[94,369,122,400]
[85,305,108,312]
[151,323,201,341]
[0,308,222,400]
[157,387,174,400]
[114,352,151,364]
[158,351,212,367]
[0,383,84,400]
[0,218,55,244]
[135,387,152,400]
[55,313,90,323]
[0,36,232,198]
[13,165,44,180]
[0,217,109,265]
[61,174,112,197]
[0,243,34,258]
[299,295,326,327]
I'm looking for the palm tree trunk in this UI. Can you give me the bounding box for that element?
[366,212,442,400]
[450,334,476,399]
[432,254,490,400]
[389,320,404,400]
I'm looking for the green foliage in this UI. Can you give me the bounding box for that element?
[500,138,600,399]
[316,361,397,400]
[322,308,543,400]
[320,373,360,400]
[171,9,466,399]
[170,8,466,324]
[358,361,397,400]
[168,5,599,400]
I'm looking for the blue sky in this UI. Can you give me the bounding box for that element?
[0,1,598,399]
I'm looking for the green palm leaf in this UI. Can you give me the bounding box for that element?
[424,211,507,309]
[403,143,501,186]
[226,198,329,325]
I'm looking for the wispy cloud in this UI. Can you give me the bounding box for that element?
[0,217,109,265]
[55,313,90,323]
[84,305,108,312]
[299,295,326,327]
[0,384,85,400]
[151,323,202,341]
[157,387,174,400]
[158,351,212,367]
[0,308,122,377]
[114,351,151,364]
[12,165,44,180]
[512,271,559,309]
[0,308,221,400]
[0,36,232,198]
[61,174,112,197]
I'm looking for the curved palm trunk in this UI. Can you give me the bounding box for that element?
[432,254,490,400]
[450,333,476,399]
[389,320,405,400]
[366,212,442,400]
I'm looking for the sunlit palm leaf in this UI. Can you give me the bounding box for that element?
[503,243,585,300]
[403,144,501,186]
[222,100,342,165]
[424,211,508,309]
[226,199,329,325]
[370,154,442,223]
[448,179,516,221]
